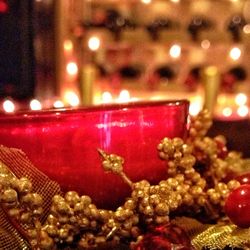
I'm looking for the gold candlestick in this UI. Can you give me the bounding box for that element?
[80,64,96,106]
[202,66,220,114]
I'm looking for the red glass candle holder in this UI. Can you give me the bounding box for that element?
[0,100,189,208]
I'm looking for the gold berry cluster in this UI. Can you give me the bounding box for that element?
[0,109,246,249]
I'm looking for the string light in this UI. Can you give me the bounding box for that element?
[243,24,250,34]
[235,93,247,106]
[64,40,73,52]
[201,39,211,49]
[30,99,42,111]
[141,0,151,4]
[169,44,181,59]
[229,47,241,61]
[88,36,100,51]
[3,100,15,113]
[53,100,64,109]
[222,107,233,117]
[66,62,78,76]
[64,91,80,107]
[237,105,249,117]
[102,91,113,103]
[117,90,130,103]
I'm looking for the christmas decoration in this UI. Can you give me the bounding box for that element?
[0,109,250,249]
[224,184,250,228]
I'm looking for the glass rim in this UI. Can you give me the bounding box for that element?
[0,99,189,120]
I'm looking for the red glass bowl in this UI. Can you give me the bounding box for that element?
[0,100,189,208]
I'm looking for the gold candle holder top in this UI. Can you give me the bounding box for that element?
[202,66,221,114]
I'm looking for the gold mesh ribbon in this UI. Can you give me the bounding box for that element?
[173,217,250,250]
[0,145,62,249]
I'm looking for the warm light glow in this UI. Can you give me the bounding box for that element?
[201,39,210,49]
[243,24,250,34]
[237,105,249,117]
[217,95,227,105]
[3,100,15,113]
[30,99,42,111]
[189,102,202,116]
[170,0,180,3]
[64,91,80,107]
[117,90,130,103]
[222,107,233,117]
[66,62,78,76]
[88,36,100,51]
[64,40,73,52]
[235,93,247,106]
[169,44,181,59]
[102,91,113,103]
[229,47,241,61]
[53,100,64,108]
[141,0,151,4]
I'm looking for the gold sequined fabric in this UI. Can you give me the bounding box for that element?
[173,217,250,250]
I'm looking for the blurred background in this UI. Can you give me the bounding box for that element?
[1,0,250,154]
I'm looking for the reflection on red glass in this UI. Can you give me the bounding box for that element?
[0,100,189,209]
[0,0,8,13]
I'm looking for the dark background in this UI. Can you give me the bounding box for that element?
[0,0,35,100]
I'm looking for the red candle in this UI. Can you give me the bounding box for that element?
[0,100,189,208]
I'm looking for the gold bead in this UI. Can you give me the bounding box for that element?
[65,191,80,207]
[31,194,43,207]
[58,228,69,239]
[58,215,69,224]
[45,225,58,237]
[17,177,32,193]
[155,203,169,216]
[56,201,71,214]
[79,217,90,228]
[227,180,240,190]
[209,192,221,204]
[47,214,58,225]
[8,208,20,218]
[143,205,154,216]
[124,199,136,210]
[1,189,18,203]
[20,212,32,223]
[155,215,169,224]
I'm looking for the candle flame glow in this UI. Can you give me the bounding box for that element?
[3,100,15,113]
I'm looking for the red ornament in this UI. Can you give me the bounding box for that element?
[132,224,193,250]
[224,184,250,228]
[235,173,250,185]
